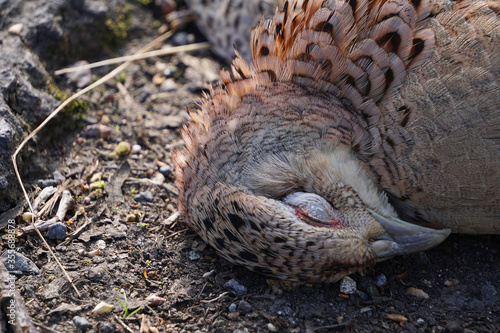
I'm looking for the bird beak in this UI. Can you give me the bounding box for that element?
[368,209,451,261]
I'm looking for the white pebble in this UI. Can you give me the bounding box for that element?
[8,23,23,35]
[340,276,357,294]
[132,144,142,153]
[267,323,278,332]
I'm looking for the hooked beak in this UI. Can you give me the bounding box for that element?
[368,209,451,261]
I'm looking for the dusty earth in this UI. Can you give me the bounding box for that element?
[2,1,500,333]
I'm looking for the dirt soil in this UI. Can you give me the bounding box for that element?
[4,2,500,333]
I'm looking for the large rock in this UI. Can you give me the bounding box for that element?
[0,32,58,213]
[0,0,128,214]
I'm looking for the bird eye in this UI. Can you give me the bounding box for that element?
[283,192,345,228]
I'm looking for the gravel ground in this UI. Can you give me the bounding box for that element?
[1,1,499,332]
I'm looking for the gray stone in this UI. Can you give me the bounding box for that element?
[481,283,498,305]
[374,274,387,287]
[22,284,36,296]
[228,303,237,313]
[189,251,200,260]
[97,322,115,333]
[238,300,252,313]
[0,250,40,275]
[47,222,67,240]
[87,267,107,282]
[442,293,466,308]
[269,299,293,316]
[468,298,485,311]
[224,278,247,295]
[159,164,172,176]
[134,191,154,203]
[73,316,92,332]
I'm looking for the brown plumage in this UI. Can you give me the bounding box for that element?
[174,0,500,283]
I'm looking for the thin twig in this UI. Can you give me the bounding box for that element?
[21,190,73,235]
[56,214,92,247]
[114,315,135,333]
[165,228,188,240]
[200,291,230,304]
[54,42,209,75]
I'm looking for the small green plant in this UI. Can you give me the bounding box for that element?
[115,289,142,319]
[116,71,127,83]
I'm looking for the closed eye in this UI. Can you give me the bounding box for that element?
[283,192,346,228]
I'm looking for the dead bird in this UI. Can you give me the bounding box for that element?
[174,0,499,283]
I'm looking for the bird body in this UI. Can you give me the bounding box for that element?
[174,0,500,282]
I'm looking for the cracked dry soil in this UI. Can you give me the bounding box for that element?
[3,3,500,333]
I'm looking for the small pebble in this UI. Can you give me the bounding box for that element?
[189,251,200,260]
[224,278,247,295]
[22,284,36,296]
[95,240,106,250]
[444,278,459,287]
[101,115,110,125]
[84,124,111,138]
[134,191,154,203]
[444,321,464,333]
[84,196,91,205]
[160,78,178,92]
[442,293,466,308]
[366,285,380,297]
[374,274,387,287]
[238,300,252,313]
[232,329,249,333]
[73,316,92,332]
[228,303,237,313]
[90,172,103,183]
[340,276,357,294]
[172,31,194,46]
[152,73,166,85]
[151,172,165,184]
[97,322,115,333]
[155,61,167,73]
[36,179,61,188]
[269,300,293,316]
[163,65,178,77]
[481,283,498,305]
[8,23,23,35]
[385,313,408,324]
[132,144,142,153]
[146,294,166,306]
[468,298,485,311]
[416,318,425,325]
[407,287,429,299]
[160,164,172,176]
[356,290,370,301]
[53,171,66,182]
[47,222,67,240]
[267,323,278,332]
